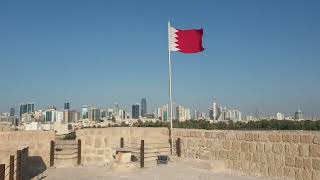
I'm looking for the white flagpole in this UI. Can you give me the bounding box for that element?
[168,21,174,154]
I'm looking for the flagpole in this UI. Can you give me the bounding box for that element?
[168,21,174,154]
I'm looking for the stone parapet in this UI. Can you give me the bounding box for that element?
[173,129,320,180]
[0,131,55,167]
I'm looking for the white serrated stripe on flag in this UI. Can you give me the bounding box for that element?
[169,26,180,51]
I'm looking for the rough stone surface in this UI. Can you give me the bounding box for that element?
[174,129,320,180]
[0,131,54,166]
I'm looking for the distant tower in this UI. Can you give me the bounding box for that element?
[10,108,15,117]
[141,98,147,117]
[64,102,70,110]
[294,109,304,121]
[114,102,120,116]
[132,104,140,119]
[81,106,88,119]
[255,108,259,121]
[20,103,34,117]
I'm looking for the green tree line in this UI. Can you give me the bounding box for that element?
[131,119,320,131]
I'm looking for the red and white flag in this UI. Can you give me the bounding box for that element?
[169,25,204,54]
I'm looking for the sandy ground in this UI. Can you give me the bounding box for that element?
[35,159,278,180]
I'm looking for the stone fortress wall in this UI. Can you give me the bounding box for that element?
[173,129,320,180]
[76,127,170,166]
[0,131,55,167]
[1,128,320,179]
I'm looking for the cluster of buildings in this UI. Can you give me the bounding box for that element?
[0,99,318,134]
[209,102,242,122]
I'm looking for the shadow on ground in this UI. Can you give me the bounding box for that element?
[27,156,47,179]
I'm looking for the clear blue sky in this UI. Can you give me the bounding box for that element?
[1,0,319,117]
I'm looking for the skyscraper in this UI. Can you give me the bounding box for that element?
[10,108,15,117]
[20,103,34,117]
[114,102,119,116]
[141,98,147,117]
[88,108,101,121]
[294,109,304,121]
[81,106,88,119]
[132,104,140,119]
[64,102,70,110]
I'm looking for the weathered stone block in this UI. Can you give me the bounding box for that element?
[258,164,268,176]
[232,160,241,170]
[219,150,227,158]
[217,132,225,139]
[231,142,240,150]
[267,154,275,165]
[285,144,298,156]
[223,141,232,149]
[249,142,256,152]
[245,152,253,161]
[212,140,222,149]
[285,156,295,167]
[257,133,268,142]
[253,153,260,162]
[236,132,245,140]
[284,167,295,178]
[304,158,312,170]
[256,143,264,152]
[241,161,250,172]
[245,133,254,141]
[301,134,313,143]
[313,171,320,180]
[264,143,272,153]
[299,144,309,157]
[272,143,283,154]
[195,132,203,138]
[282,134,294,142]
[269,133,281,142]
[314,135,320,145]
[225,132,236,140]
[295,157,303,168]
[293,134,300,143]
[205,132,211,138]
[310,145,320,158]
[206,139,213,148]
[228,150,239,160]
[241,142,249,152]
[268,166,278,176]
[312,159,320,170]
[260,154,267,164]
[296,169,312,180]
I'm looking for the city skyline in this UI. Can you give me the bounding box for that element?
[1,1,320,116]
[1,99,316,119]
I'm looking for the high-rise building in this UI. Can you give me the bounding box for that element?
[132,104,140,119]
[294,109,304,121]
[45,109,64,123]
[107,108,114,119]
[10,108,15,117]
[20,103,34,117]
[141,98,147,117]
[119,109,126,119]
[176,105,191,121]
[64,102,70,110]
[193,110,199,120]
[81,106,88,119]
[114,102,119,116]
[101,110,107,118]
[88,108,101,121]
